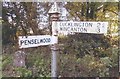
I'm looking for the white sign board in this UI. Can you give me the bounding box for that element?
[53,21,108,34]
[18,35,58,48]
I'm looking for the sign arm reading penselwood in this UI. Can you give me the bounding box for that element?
[19,35,58,48]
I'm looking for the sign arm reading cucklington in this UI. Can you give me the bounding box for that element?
[52,21,108,34]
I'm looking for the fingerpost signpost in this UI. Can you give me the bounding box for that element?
[18,2,108,78]
[48,2,60,78]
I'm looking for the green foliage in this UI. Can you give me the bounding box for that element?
[2,45,51,77]
[25,47,51,77]
[15,67,32,77]
[2,6,17,45]
[2,36,119,77]
[33,59,51,77]
[58,47,118,77]
[58,32,118,77]
[2,54,12,70]
[109,47,119,67]
[60,33,111,57]
[2,22,17,45]
[2,6,11,45]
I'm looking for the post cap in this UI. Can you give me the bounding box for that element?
[48,2,60,14]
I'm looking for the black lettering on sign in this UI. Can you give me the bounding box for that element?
[40,39,43,43]
[20,37,51,46]
[83,22,93,27]
[60,27,70,31]
[48,38,51,42]
[68,23,72,26]
[24,40,28,45]
[39,38,51,43]
[60,23,66,26]
[89,23,93,27]
[43,38,46,43]
[27,39,33,44]
[44,38,51,43]
[97,23,101,33]
[34,39,39,44]
[84,28,87,32]
[27,40,31,44]
[60,23,62,26]
[71,27,77,31]
[20,40,25,46]
[74,23,78,26]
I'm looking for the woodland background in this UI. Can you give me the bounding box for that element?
[1,1,120,78]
